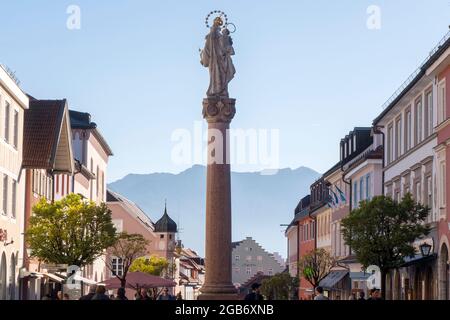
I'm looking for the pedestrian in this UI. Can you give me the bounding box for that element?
[358,291,366,301]
[313,286,328,300]
[158,287,174,300]
[79,285,97,300]
[91,285,110,300]
[176,292,183,300]
[115,287,128,300]
[56,291,63,300]
[41,293,52,300]
[348,293,357,300]
[367,288,383,300]
[135,287,150,300]
[244,283,264,301]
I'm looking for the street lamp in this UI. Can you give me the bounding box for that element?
[419,243,432,257]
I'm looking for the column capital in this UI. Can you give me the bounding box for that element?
[202,98,236,123]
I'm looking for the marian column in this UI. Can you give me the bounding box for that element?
[198,11,238,300]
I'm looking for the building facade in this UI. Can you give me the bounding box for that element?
[21,98,74,300]
[0,65,28,300]
[231,237,284,288]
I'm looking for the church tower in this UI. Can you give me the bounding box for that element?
[154,202,178,259]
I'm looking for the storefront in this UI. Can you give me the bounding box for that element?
[319,270,350,300]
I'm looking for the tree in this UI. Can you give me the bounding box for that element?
[341,194,430,299]
[26,194,117,267]
[298,248,336,289]
[260,272,298,300]
[129,255,169,276]
[106,232,150,287]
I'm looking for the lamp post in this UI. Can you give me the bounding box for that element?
[419,243,432,257]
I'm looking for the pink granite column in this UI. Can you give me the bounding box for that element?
[199,97,237,300]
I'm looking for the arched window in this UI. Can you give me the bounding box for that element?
[0,253,7,300]
[9,253,15,300]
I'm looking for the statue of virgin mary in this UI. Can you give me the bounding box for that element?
[200,17,235,98]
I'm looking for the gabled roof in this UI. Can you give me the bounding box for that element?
[69,110,113,156]
[23,98,74,173]
[107,189,154,230]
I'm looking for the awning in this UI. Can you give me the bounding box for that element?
[42,272,65,283]
[350,272,371,280]
[73,274,97,285]
[401,254,437,268]
[319,270,349,289]
[100,272,176,289]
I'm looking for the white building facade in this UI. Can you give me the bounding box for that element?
[0,65,28,300]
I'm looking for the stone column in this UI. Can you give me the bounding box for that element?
[198,97,237,300]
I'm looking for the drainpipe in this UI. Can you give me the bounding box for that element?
[373,126,385,196]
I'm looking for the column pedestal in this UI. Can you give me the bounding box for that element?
[198,97,237,300]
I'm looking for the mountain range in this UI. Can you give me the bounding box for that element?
[108,165,321,258]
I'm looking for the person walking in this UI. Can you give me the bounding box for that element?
[79,285,97,300]
[91,285,110,300]
[115,287,128,300]
[176,292,183,300]
[358,291,366,301]
[244,283,264,301]
[313,286,329,300]
[135,288,151,300]
[158,287,174,300]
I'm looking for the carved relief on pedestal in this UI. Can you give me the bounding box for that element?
[202,98,236,123]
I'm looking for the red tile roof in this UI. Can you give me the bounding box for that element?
[23,99,66,169]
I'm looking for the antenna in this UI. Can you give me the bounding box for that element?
[1,65,21,86]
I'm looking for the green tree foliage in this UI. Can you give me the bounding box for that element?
[341,194,430,298]
[25,194,117,267]
[260,272,298,300]
[129,255,169,276]
[298,248,336,288]
[107,232,150,287]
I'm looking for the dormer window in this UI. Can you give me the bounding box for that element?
[353,135,357,151]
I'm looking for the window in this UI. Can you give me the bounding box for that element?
[2,175,8,215]
[366,174,371,200]
[353,182,358,207]
[440,162,446,207]
[438,81,446,124]
[353,135,356,152]
[427,176,432,212]
[160,234,164,239]
[268,268,274,276]
[415,182,421,203]
[388,125,394,163]
[235,255,240,261]
[4,102,9,142]
[234,267,240,273]
[13,110,18,148]
[246,267,251,275]
[396,117,402,158]
[359,178,364,203]
[246,256,252,262]
[111,257,123,276]
[11,180,16,219]
[258,266,263,272]
[425,91,433,137]
[405,109,412,151]
[415,99,423,144]
[257,256,263,262]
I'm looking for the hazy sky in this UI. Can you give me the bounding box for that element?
[1,0,449,182]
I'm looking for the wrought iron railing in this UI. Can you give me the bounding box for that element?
[381,30,450,110]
